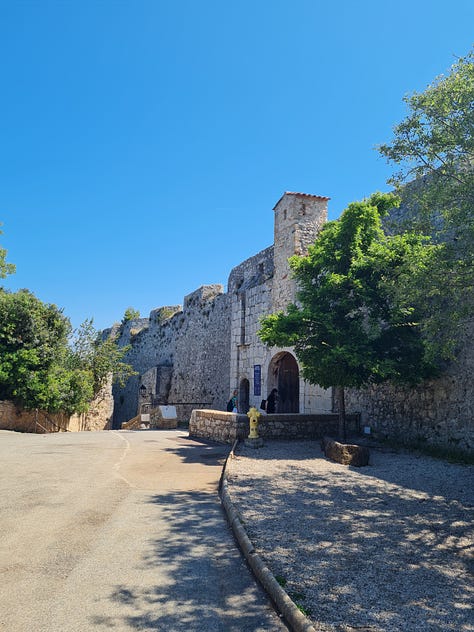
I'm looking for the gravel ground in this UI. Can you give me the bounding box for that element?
[225,440,474,632]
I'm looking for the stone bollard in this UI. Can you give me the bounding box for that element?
[321,436,370,467]
[245,407,264,448]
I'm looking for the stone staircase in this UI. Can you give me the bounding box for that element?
[121,405,178,430]
[121,415,145,430]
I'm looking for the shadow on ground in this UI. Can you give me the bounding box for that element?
[89,440,285,631]
[227,440,473,632]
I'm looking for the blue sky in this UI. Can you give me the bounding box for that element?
[0,1,472,331]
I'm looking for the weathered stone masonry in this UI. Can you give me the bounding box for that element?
[189,409,360,444]
[345,318,474,454]
[110,284,230,428]
[111,192,333,430]
[110,190,473,455]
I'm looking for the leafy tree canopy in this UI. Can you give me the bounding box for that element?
[0,224,15,280]
[68,319,136,395]
[0,289,73,411]
[379,48,474,242]
[379,48,474,356]
[0,290,135,415]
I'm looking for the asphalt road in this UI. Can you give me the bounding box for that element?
[0,429,287,631]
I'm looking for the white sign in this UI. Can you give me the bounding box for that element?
[158,405,177,419]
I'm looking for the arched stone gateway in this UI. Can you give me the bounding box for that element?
[239,378,250,414]
[267,352,299,413]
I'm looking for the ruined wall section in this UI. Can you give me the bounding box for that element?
[168,286,231,422]
[111,312,178,426]
[112,286,230,427]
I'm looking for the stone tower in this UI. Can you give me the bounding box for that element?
[272,191,329,311]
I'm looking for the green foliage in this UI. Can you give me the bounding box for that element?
[275,575,287,587]
[287,590,311,616]
[0,224,15,280]
[379,47,474,357]
[0,289,72,411]
[0,291,135,415]
[379,48,474,240]
[69,319,136,394]
[259,192,444,395]
[122,307,140,323]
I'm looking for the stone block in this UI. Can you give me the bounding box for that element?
[321,436,370,467]
[150,405,178,429]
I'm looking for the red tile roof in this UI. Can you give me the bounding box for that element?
[273,191,330,209]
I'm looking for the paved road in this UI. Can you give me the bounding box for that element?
[0,429,287,631]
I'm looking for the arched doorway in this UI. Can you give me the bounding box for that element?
[239,378,250,414]
[267,352,299,413]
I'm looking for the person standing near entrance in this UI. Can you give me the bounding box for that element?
[226,389,238,413]
[266,388,278,414]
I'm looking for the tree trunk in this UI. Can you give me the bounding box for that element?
[336,386,347,443]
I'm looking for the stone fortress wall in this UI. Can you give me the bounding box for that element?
[111,192,334,429]
[345,319,474,454]
[109,190,473,455]
[2,190,471,453]
[111,285,231,428]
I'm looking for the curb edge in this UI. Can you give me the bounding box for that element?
[220,440,318,632]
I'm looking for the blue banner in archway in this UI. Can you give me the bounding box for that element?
[254,364,261,396]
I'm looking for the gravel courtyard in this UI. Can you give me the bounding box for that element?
[226,440,473,632]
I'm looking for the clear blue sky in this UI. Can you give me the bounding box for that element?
[1,1,472,331]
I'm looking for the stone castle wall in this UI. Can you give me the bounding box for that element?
[112,285,230,427]
[168,287,230,422]
[228,246,274,404]
[228,194,332,414]
[227,245,332,413]
[110,193,332,428]
[345,319,474,454]
[106,190,473,456]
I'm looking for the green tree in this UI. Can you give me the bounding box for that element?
[122,307,140,323]
[68,319,136,396]
[379,47,474,357]
[0,291,135,415]
[259,193,442,441]
[0,224,15,280]
[379,47,474,241]
[0,289,72,410]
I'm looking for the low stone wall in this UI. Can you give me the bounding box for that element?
[346,379,474,456]
[0,383,113,434]
[189,410,246,443]
[189,409,360,444]
[0,401,69,433]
